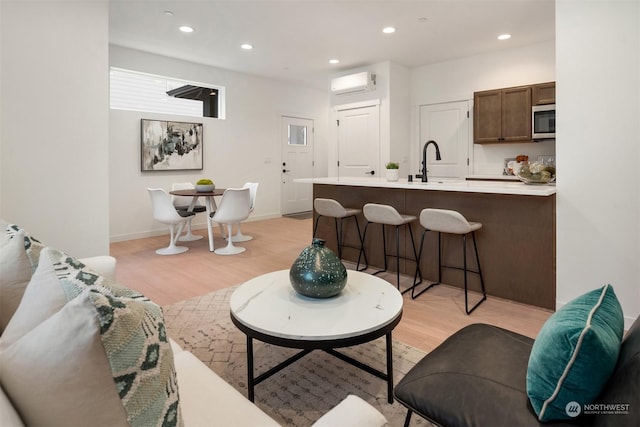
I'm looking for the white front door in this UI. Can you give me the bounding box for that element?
[281,116,313,215]
[419,101,470,178]
[337,105,379,178]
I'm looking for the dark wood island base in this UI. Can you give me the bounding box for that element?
[313,183,556,310]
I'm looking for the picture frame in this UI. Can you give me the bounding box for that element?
[141,119,203,171]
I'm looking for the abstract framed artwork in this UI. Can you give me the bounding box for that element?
[141,119,203,171]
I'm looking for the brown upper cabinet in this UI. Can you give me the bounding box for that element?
[474,85,532,144]
[532,82,556,105]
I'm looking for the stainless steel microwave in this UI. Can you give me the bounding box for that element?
[532,104,556,140]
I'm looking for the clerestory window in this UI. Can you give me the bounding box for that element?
[109,67,224,119]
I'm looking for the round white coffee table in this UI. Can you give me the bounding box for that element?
[230,269,403,403]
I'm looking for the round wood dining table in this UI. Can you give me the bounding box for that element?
[169,188,225,252]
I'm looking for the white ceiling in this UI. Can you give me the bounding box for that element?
[109,0,555,91]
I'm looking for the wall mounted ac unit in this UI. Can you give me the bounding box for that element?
[331,72,376,95]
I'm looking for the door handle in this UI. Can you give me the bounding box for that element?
[283,169,291,173]
[365,170,375,175]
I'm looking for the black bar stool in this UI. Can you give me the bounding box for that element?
[313,198,368,270]
[361,203,422,293]
[414,208,486,314]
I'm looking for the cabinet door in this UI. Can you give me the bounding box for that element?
[473,89,502,143]
[533,82,555,105]
[502,86,532,142]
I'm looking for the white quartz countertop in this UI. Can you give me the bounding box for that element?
[296,176,556,196]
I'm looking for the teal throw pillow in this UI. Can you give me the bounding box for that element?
[526,284,624,422]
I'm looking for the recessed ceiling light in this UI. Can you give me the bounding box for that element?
[241,44,253,50]
[329,59,340,64]
[179,26,194,33]
[382,26,396,34]
[498,34,511,40]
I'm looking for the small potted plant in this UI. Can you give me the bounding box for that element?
[385,162,400,182]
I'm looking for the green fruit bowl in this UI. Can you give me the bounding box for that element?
[195,184,215,192]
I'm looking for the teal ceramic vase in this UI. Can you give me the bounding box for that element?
[289,238,348,298]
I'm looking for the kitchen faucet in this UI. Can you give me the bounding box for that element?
[418,140,442,182]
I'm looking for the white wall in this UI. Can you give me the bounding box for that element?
[410,41,556,176]
[556,0,640,328]
[389,62,412,176]
[328,62,389,177]
[109,46,328,241]
[0,1,109,257]
[328,61,413,177]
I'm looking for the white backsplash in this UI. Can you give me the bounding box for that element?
[472,139,556,176]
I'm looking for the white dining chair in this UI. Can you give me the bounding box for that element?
[228,182,258,242]
[147,188,194,255]
[171,182,205,241]
[210,188,251,255]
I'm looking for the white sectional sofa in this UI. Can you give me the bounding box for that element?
[171,338,388,427]
[0,221,388,426]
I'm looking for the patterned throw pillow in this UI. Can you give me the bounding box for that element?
[526,284,624,422]
[1,222,46,272]
[45,245,140,299]
[0,246,182,427]
[89,289,181,427]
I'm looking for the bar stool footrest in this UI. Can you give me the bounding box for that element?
[441,264,482,276]
[466,294,487,315]
[410,281,440,299]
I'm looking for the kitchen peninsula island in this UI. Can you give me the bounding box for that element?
[305,177,556,310]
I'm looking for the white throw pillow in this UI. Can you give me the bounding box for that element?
[0,251,67,349]
[0,247,182,427]
[0,231,32,333]
[0,290,130,426]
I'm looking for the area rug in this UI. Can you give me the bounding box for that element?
[164,286,432,426]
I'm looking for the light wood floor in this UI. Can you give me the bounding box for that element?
[110,216,552,353]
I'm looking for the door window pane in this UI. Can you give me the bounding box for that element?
[288,124,307,146]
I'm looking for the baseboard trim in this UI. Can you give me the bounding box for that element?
[109,213,282,243]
